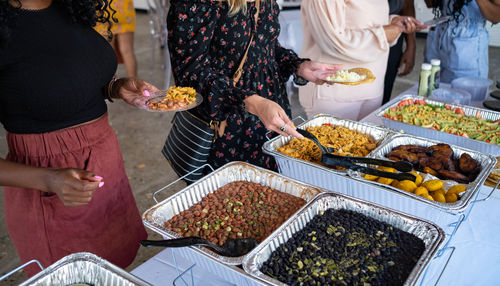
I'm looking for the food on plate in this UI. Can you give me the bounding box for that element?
[325,67,375,85]
[163,181,306,247]
[383,99,500,145]
[386,143,480,184]
[326,69,366,82]
[147,86,197,111]
[277,124,377,169]
[260,209,425,285]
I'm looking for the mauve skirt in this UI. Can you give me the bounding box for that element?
[3,113,147,277]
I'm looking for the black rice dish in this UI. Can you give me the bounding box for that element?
[260,209,425,285]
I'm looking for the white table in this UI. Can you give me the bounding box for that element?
[132,88,500,285]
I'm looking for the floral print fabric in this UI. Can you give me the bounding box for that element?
[167,0,304,170]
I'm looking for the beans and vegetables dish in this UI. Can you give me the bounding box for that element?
[163,181,306,247]
[384,99,500,145]
[261,209,425,286]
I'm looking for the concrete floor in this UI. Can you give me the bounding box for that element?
[0,11,499,285]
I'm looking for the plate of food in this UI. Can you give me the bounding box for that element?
[145,86,203,112]
[315,68,376,85]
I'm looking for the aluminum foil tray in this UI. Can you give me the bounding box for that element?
[243,193,445,286]
[21,252,151,286]
[349,133,496,213]
[262,113,396,177]
[142,161,322,266]
[375,94,500,155]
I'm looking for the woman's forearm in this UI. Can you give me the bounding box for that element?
[0,158,51,191]
[476,0,500,24]
[384,25,403,43]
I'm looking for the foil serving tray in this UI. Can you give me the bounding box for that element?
[375,94,500,155]
[262,114,396,176]
[21,252,151,286]
[349,133,496,213]
[243,192,445,286]
[142,161,322,266]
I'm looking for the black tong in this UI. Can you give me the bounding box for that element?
[296,129,416,182]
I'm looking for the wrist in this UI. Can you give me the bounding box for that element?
[243,94,264,115]
[35,167,56,193]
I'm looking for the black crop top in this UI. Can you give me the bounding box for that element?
[0,3,117,134]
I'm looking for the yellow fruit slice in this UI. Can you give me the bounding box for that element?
[445,193,458,203]
[377,177,394,185]
[431,192,446,203]
[447,185,467,195]
[414,186,429,196]
[422,180,444,192]
[410,171,423,186]
[424,194,435,201]
[431,188,446,196]
[379,166,397,173]
[364,174,379,181]
[398,180,418,193]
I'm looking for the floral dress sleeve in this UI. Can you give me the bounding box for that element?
[167,1,256,121]
[274,41,308,83]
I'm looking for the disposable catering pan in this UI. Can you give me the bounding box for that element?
[262,113,396,178]
[20,252,151,286]
[142,161,322,266]
[348,134,496,214]
[375,94,500,155]
[243,192,445,286]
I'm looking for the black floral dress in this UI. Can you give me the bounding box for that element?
[167,0,305,171]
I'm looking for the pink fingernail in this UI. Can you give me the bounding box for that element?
[99,182,105,188]
[144,90,150,97]
[94,175,103,180]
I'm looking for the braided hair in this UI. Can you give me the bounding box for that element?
[430,0,473,23]
[0,0,115,48]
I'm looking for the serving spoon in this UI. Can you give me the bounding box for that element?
[296,128,416,182]
[140,237,259,257]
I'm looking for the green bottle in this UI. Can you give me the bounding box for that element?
[418,63,432,97]
[430,59,441,92]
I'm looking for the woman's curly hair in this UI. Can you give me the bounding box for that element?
[0,0,116,48]
[430,0,472,24]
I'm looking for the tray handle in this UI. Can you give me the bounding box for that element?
[473,168,500,204]
[419,246,455,286]
[0,260,44,282]
[265,115,306,141]
[153,163,214,203]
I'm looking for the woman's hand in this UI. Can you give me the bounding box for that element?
[112,77,160,108]
[244,95,304,139]
[391,16,428,34]
[296,61,343,84]
[45,168,104,207]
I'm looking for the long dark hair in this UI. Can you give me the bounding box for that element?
[0,0,115,48]
[430,0,472,24]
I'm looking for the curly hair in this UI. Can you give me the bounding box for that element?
[0,0,116,48]
[430,0,473,24]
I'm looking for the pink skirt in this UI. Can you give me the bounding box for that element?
[3,113,147,277]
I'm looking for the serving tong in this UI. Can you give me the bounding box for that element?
[296,129,416,182]
[140,237,258,257]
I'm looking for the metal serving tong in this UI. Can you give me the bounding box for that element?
[296,129,416,182]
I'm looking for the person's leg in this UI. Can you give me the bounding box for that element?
[383,36,404,104]
[116,32,137,77]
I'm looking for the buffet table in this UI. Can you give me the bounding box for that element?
[132,89,500,285]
